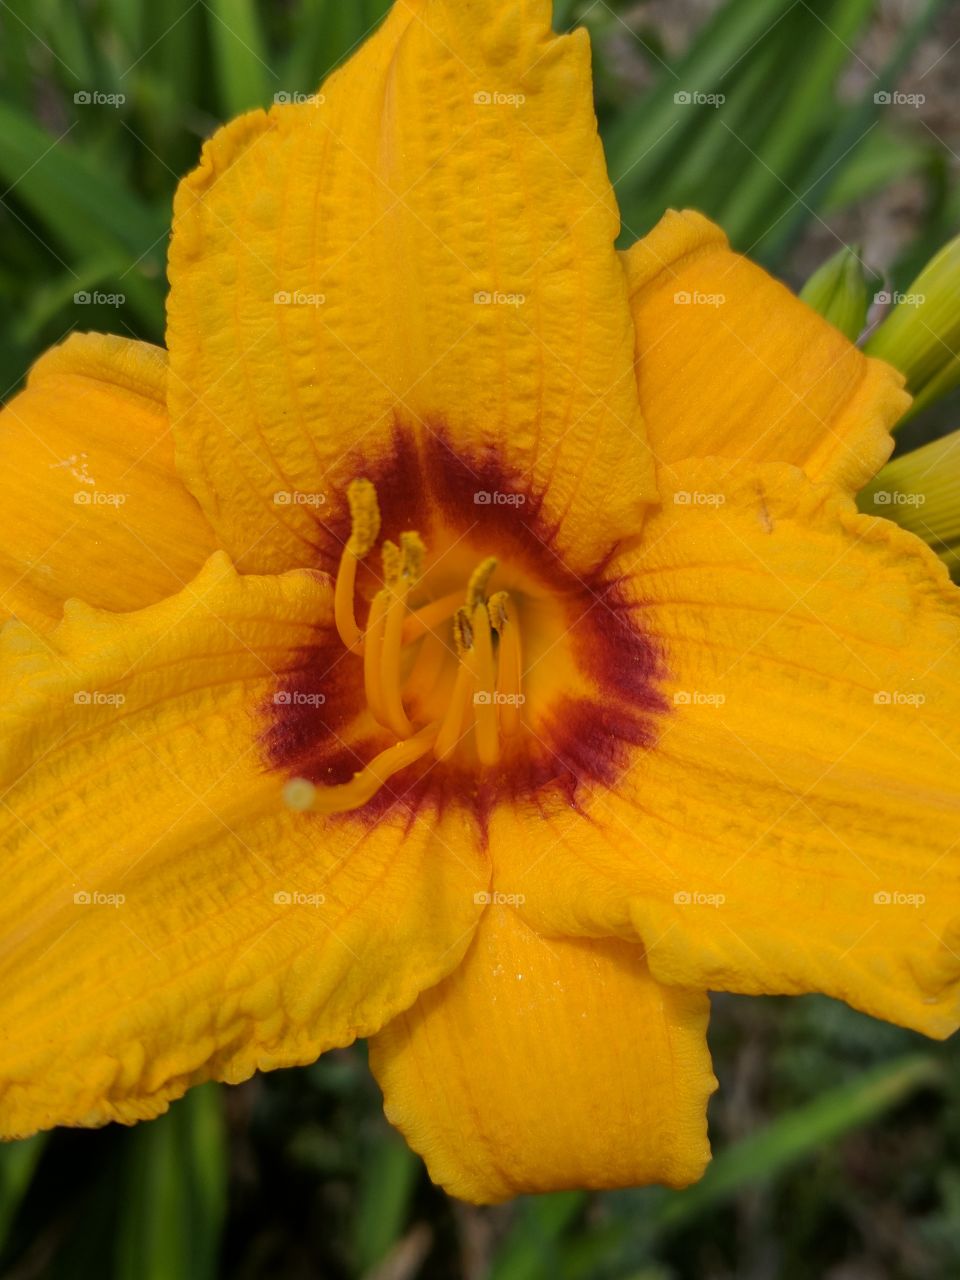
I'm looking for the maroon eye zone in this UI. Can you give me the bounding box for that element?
[262,429,667,831]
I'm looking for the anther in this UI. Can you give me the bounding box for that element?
[466,556,497,610]
[334,478,381,653]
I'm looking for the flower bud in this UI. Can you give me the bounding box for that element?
[864,233,960,420]
[859,427,960,575]
[800,244,876,341]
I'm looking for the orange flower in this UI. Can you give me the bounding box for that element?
[1,0,958,1205]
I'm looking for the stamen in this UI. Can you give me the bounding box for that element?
[363,589,390,727]
[283,722,439,815]
[435,607,476,760]
[468,601,499,765]
[380,533,425,737]
[290,479,531,815]
[334,478,381,653]
[466,556,497,610]
[489,591,523,737]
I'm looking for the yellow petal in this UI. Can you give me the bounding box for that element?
[167,0,655,577]
[622,211,909,494]
[369,905,714,1203]
[489,459,960,1038]
[0,333,216,632]
[0,552,486,1137]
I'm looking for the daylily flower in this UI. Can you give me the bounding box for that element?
[2,0,959,1206]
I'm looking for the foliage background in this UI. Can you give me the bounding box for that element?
[0,1,958,1277]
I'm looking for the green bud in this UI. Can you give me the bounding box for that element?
[859,428,960,576]
[799,244,877,342]
[864,233,960,420]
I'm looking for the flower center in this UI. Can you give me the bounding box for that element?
[283,478,525,815]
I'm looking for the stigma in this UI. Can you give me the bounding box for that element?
[283,478,524,815]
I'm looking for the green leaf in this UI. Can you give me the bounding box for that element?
[0,1135,47,1253]
[604,0,794,195]
[824,126,937,212]
[113,1084,227,1280]
[353,1128,419,1272]
[490,1192,586,1280]
[756,0,950,262]
[0,101,167,332]
[205,0,275,114]
[653,1054,942,1233]
[714,0,875,249]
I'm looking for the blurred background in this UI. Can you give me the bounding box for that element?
[0,0,958,1276]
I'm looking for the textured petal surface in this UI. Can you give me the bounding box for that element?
[0,554,486,1136]
[0,333,216,631]
[488,460,960,1037]
[369,905,714,1203]
[167,0,655,576]
[622,211,909,493]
